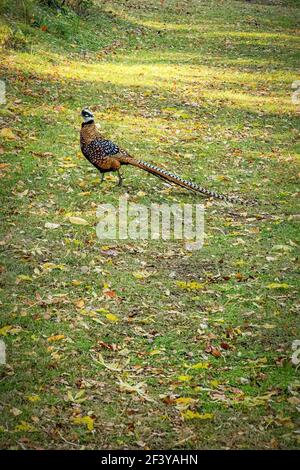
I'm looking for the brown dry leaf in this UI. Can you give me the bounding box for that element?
[160,394,177,405]
[205,344,222,358]
[97,341,117,351]
[104,290,117,299]
[220,342,231,350]
[31,151,54,158]
[0,163,10,170]
[10,407,22,416]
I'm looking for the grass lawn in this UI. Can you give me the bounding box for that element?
[0,0,299,450]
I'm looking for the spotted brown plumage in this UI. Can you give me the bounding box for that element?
[80,108,249,204]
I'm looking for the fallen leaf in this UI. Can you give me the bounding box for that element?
[45,222,60,229]
[266,283,290,289]
[176,281,205,290]
[104,290,117,298]
[178,375,192,382]
[0,163,10,170]
[105,313,119,322]
[75,299,85,309]
[27,395,41,402]
[73,416,94,431]
[10,408,22,416]
[95,353,128,372]
[176,397,194,405]
[16,275,32,284]
[182,410,213,420]
[47,335,65,342]
[31,151,54,158]
[69,216,89,226]
[118,378,155,402]
[0,128,17,140]
[14,421,36,432]
[205,344,222,357]
[0,325,12,336]
[132,270,154,280]
[190,362,210,370]
[149,349,162,356]
[220,342,231,350]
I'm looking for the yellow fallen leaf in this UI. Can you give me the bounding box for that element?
[132,270,154,280]
[73,416,94,431]
[266,283,290,289]
[182,410,213,420]
[105,313,119,322]
[0,128,17,140]
[178,112,191,119]
[47,334,65,342]
[14,421,36,432]
[132,272,145,280]
[69,216,89,226]
[0,325,12,336]
[42,263,65,271]
[190,362,209,370]
[118,378,154,402]
[176,397,194,405]
[216,175,231,181]
[96,308,109,314]
[16,275,32,283]
[67,390,87,404]
[60,163,77,169]
[27,395,41,402]
[176,281,205,290]
[149,349,162,356]
[210,380,219,388]
[178,375,192,382]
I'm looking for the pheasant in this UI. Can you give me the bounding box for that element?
[80,108,246,204]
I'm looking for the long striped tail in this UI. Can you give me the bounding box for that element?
[119,155,248,204]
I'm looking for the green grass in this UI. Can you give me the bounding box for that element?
[0,0,299,450]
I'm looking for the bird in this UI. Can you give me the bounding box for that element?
[80,107,247,204]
